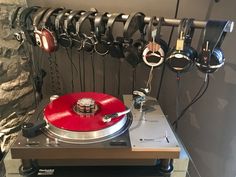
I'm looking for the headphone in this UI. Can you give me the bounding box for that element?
[75,10,97,53]
[54,9,72,48]
[9,6,22,29]
[123,12,146,67]
[10,6,27,42]
[196,20,228,73]
[142,16,168,67]
[94,12,109,55]
[101,13,125,58]
[33,7,51,48]
[39,8,63,52]
[64,10,85,49]
[166,18,197,73]
[58,10,82,48]
[18,6,40,44]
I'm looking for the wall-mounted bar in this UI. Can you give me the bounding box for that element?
[66,8,233,32]
[70,10,234,32]
[109,14,234,32]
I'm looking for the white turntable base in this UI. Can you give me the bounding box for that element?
[124,95,180,152]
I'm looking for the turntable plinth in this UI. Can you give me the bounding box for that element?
[10,94,181,161]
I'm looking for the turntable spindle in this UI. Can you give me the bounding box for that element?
[74,98,98,116]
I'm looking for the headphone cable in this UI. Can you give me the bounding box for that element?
[117,60,121,96]
[175,73,181,131]
[156,0,180,100]
[172,73,209,127]
[82,50,86,91]
[91,53,95,92]
[103,55,106,93]
[65,48,78,92]
[78,52,83,92]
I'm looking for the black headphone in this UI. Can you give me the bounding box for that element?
[9,6,22,29]
[142,16,168,67]
[65,10,85,49]
[94,12,109,55]
[55,9,72,48]
[101,13,125,58]
[166,18,197,73]
[123,12,146,67]
[19,6,40,45]
[75,10,97,53]
[58,10,81,48]
[196,20,228,73]
[10,6,27,42]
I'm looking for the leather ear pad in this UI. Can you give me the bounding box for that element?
[196,48,224,73]
[166,47,197,73]
[41,29,57,53]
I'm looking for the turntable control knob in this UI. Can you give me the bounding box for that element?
[74,98,97,115]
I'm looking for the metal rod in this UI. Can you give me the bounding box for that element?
[116,15,234,32]
[62,10,234,32]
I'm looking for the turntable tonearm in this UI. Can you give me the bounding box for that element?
[10,91,181,176]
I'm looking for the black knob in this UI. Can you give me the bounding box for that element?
[22,120,46,138]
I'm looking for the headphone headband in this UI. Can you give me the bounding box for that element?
[203,20,228,51]
[94,12,108,39]
[33,7,50,28]
[75,11,96,37]
[9,6,22,29]
[155,17,165,42]
[123,12,145,41]
[183,18,195,46]
[55,9,71,32]
[20,6,39,29]
[41,7,63,28]
[64,10,83,33]
[146,16,156,41]
[103,13,123,42]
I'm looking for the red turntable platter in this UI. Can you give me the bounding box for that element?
[44,92,126,132]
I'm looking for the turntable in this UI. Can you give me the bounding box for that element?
[10,91,181,176]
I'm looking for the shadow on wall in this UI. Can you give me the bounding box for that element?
[179,62,236,177]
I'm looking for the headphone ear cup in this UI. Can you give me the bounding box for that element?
[109,42,124,58]
[158,39,169,55]
[83,37,95,52]
[133,39,145,57]
[212,48,224,65]
[196,48,224,73]
[94,41,109,55]
[41,29,58,53]
[166,46,197,73]
[186,46,198,66]
[58,34,72,48]
[124,39,144,67]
